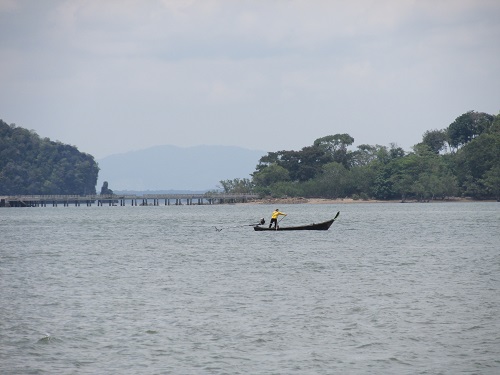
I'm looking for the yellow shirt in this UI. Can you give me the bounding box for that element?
[271,211,286,219]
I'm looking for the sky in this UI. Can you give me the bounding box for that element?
[1,0,499,159]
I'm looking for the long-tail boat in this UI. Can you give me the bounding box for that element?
[254,212,339,231]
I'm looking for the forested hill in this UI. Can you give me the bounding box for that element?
[0,120,99,195]
[220,111,500,201]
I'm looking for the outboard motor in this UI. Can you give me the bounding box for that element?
[259,218,265,225]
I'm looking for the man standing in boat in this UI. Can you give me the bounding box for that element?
[269,208,287,229]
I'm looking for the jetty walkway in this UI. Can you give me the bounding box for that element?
[0,194,259,207]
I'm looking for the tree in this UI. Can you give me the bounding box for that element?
[313,133,355,168]
[489,113,500,134]
[254,152,280,172]
[421,129,447,154]
[218,178,253,194]
[255,145,332,183]
[482,165,500,201]
[281,146,331,182]
[389,143,405,159]
[437,172,459,199]
[266,181,303,198]
[349,164,377,197]
[447,111,494,150]
[350,144,378,167]
[455,133,500,183]
[388,155,419,201]
[252,164,290,187]
[313,162,350,198]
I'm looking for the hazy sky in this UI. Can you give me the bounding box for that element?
[1,0,499,158]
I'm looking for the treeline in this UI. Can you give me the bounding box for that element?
[0,120,99,195]
[220,111,500,201]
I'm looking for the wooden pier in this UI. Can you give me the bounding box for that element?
[0,194,259,207]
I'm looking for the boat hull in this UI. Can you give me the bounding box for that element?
[254,218,334,231]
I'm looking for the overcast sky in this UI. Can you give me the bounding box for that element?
[1,0,499,158]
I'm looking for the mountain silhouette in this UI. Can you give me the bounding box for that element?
[96,145,264,191]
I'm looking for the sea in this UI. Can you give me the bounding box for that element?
[1,202,499,374]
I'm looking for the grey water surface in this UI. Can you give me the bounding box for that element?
[1,202,499,374]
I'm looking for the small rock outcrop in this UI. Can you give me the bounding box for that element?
[100,181,113,195]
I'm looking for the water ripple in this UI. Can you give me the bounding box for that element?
[1,203,499,374]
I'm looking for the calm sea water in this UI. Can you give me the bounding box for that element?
[1,202,499,374]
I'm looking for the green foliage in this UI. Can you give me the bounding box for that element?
[447,111,494,150]
[314,162,350,198]
[490,113,500,134]
[314,133,354,168]
[454,132,500,198]
[421,129,448,154]
[218,178,253,194]
[0,120,99,195]
[248,110,498,201]
[255,146,332,183]
[267,181,303,198]
[482,165,500,201]
[350,144,387,167]
[252,164,290,187]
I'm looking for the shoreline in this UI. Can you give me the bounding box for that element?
[245,197,496,205]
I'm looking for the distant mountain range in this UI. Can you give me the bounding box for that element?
[96,145,265,192]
